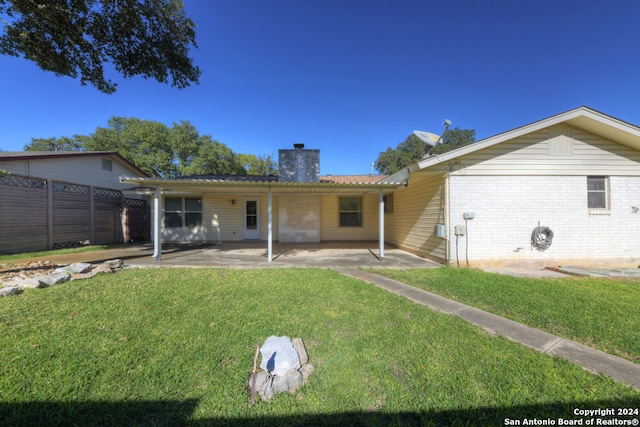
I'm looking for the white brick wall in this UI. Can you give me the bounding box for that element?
[448,175,640,264]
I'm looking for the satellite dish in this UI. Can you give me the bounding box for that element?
[413,130,440,147]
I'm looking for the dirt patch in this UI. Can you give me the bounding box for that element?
[0,261,60,284]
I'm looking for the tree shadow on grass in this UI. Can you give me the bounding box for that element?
[0,399,198,427]
[1,397,638,426]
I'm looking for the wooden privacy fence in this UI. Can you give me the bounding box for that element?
[0,174,149,254]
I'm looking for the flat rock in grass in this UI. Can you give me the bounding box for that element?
[103,259,124,271]
[11,277,43,289]
[259,336,301,376]
[292,338,308,365]
[64,262,92,274]
[71,271,97,280]
[92,263,114,275]
[0,286,19,297]
[40,270,71,286]
[255,370,303,402]
[299,363,314,384]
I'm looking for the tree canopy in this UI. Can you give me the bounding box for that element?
[25,117,278,178]
[0,0,201,93]
[375,127,476,175]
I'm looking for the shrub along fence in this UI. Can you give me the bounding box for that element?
[0,173,149,254]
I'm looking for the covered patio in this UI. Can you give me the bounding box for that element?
[120,174,407,264]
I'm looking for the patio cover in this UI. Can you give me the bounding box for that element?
[120,175,406,262]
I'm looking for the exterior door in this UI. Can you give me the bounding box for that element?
[243,197,261,239]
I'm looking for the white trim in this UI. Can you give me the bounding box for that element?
[379,189,384,260]
[268,188,273,262]
[243,197,261,239]
[152,187,161,261]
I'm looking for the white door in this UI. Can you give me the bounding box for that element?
[243,197,261,240]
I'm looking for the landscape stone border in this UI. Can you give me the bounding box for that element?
[0,259,125,297]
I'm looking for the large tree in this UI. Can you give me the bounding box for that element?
[375,127,476,175]
[374,134,427,176]
[25,117,256,177]
[0,0,201,93]
[429,127,476,155]
[85,117,176,176]
[237,153,278,176]
[25,135,85,151]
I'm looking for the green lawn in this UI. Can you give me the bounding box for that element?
[0,268,638,426]
[372,267,640,364]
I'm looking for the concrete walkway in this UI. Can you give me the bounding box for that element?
[337,267,640,391]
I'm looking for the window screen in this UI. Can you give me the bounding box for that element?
[339,196,363,227]
[587,176,607,209]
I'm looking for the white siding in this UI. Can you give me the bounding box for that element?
[440,125,640,177]
[448,175,640,265]
[0,155,142,190]
[161,194,279,243]
[384,174,447,262]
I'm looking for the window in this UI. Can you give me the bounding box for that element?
[165,197,202,227]
[587,176,608,210]
[383,194,394,214]
[339,196,362,227]
[102,158,113,171]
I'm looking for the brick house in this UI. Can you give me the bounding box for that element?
[382,106,640,267]
[122,106,640,267]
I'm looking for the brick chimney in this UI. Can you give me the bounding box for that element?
[278,144,320,182]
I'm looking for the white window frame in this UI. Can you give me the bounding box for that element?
[164,197,203,228]
[339,196,363,227]
[587,176,609,213]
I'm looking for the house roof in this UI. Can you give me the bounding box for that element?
[384,106,640,181]
[120,173,403,195]
[320,174,388,183]
[0,151,149,177]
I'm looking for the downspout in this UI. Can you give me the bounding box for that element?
[444,174,450,265]
[379,188,385,261]
[152,186,162,261]
[268,186,273,262]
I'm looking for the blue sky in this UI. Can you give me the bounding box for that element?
[1,0,640,175]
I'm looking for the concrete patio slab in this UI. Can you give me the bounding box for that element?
[556,266,640,278]
[14,242,442,270]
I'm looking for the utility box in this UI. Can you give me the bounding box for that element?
[454,225,466,236]
[434,224,446,238]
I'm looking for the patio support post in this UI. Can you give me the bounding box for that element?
[379,188,385,261]
[152,186,162,261]
[268,186,273,262]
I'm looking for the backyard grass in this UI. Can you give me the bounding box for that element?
[372,266,640,365]
[0,268,638,426]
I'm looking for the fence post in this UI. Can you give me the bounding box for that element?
[89,186,95,244]
[47,179,54,250]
